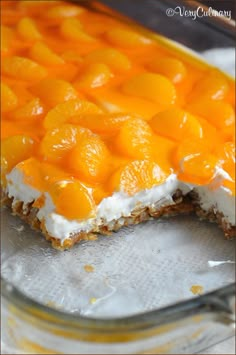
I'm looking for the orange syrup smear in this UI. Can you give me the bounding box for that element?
[1,0,235,221]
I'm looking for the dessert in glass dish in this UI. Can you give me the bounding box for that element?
[1,0,235,249]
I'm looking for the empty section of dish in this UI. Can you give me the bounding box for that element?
[1,208,235,318]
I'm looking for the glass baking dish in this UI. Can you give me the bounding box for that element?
[1,0,235,353]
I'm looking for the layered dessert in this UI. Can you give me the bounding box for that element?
[1,1,235,249]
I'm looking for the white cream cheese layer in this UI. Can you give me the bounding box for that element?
[6,167,235,243]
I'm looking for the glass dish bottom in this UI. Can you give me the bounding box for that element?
[1,207,235,318]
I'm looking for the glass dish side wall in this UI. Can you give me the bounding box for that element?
[99,0,235,51]
[1,281,235,354]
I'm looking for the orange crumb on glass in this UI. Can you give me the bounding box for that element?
[190,285,204,295]
[84,264,95,273]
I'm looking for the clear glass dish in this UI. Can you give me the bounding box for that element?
[1,1,235,354]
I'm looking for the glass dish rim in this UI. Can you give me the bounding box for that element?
[1,277,235,331]
[1,0,235,334]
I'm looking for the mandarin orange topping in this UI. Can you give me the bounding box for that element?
[189,69,229,101]
[150,108,203,142]
[106,28,153,48]
[116,118,154,159]
[30,41,64,66]
[17,17,42,40]
[1,1,235,220]
[85,48,131,72]
[50,180,95,220]
[40,124,91,162]
[11,97,45,121]
[74,113,138,134]
[61,18,94,42]
[174,138,211,167]
[122,73,176,106]
[186,99,235,140]
[1,83,18,112]
[68,134,110,183]
[1,25,14,52]
[74,63,112,90]
[178,152,218,185]
[43,99,102,130]
[215,142,235,182]
[109,160,168,196]
[2,56,47,81]
[147,57,187,84]
[32,78,78,107]
[1,135,35,185]
[92,89,161,119]
[45,4,85,19]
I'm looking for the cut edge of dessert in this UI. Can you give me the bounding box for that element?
[2,177,235,250]
[1,0,235,250]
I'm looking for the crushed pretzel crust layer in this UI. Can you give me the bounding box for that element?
[1,189,235,250]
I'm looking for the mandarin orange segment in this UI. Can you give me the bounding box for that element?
[40,124,91,162]
[189,69,229,101]
[30,42,64,66]
[74,63,112,90]
[44,99,102,129]
[18,1,60,11]
[1,83,18,112]
[44,62,79,83]
[16,158,45,191]
[150,108,203,142]
[196,117,221,146]
[85,48,131,72]
[152,135,176,172]
[61,50,83,64]
[75,113,138,134]
[217,142,235,164]
[92,88,161,119]
[215,142,235,180]
[122,73,176,106]
[116,118,154,159]
[106,28,153,48]
[45,4,85,18]
[1,25,14,52]
[2,56,47,81]
[178,152,218,184]
[61,18,94,42]
[17,17,42,40]
[40,162,71,187]
[11,97,45,121]
[1,135,35,184]
[148,57,186,84]
[32,78,78,107]
[50,180,95,220]
[187,99,235,135]
[174,137,212,169]
[68,135,110,183]
[1,119,38,140]
[109,160,168,196]
[92,185,111,205]
[18,158,71,193]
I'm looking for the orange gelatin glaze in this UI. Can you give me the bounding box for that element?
[1,0,235,221]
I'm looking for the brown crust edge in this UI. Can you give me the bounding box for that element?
[1,190,235,250]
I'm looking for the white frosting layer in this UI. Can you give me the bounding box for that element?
[6,168,235,243]
[195,184,235,224]
[6,167,41,203]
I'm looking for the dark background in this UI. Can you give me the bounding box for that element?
[201,1,235,19]
[100,0,235,51]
